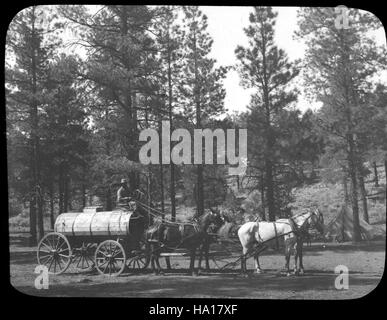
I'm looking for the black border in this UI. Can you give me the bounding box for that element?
[2,1,386,316]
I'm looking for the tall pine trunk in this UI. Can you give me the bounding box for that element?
[357,168,369,223]
[63,170,69,213]
[31,8,44,241]
[373,162,379,187]
[49,182,55,230]
[147,169,152,220]
[29,197,37,246]
[265,160,276,221]
[193,26,204,216]
[167,35,176,222]
[158,103,165,216]
[385,160,387,210]
[262,31,276,222]
[82,182,86,208]
[58,165,64,214]
[348,135,361,242]
[343,174,349,205]
[144,98,155,219]
[260,175,266,221]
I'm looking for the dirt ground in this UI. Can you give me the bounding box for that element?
[9,233,385,299]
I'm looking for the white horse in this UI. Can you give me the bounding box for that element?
[238,208,324,276]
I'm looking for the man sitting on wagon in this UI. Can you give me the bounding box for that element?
[117,178,132,208]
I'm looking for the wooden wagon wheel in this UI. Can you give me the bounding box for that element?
[71,242,96,272]
[37,232,72,275]
[126,240,150,271]
[94,240,126,276]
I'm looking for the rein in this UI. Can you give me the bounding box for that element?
[135,199,197,228]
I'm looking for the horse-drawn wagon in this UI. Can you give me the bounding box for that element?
[37,198,325,277]
[36,203,150,276]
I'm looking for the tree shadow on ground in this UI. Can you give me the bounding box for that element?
[9,234,32,248]
[10,251,36,265]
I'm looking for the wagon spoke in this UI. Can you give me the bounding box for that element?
[84,256,90,268]
[75,254,82,268]
[44,237,53,249]
[86,255,94,266]
[99,249,109,257]
[57,246,70,253]
[48,255,55,271]
[39,251,51,258]
[57,257,63,270]
[39,251,52,257]
[103,262,109,274]
[98,259,109,267]
[56,239,66,251]
[111,246,118,257]
[112,250,122,258]
[41,255,53,265]
[41,242,53,252]
[54,238,61,250]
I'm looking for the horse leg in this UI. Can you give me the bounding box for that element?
[189,248,197,276]
[284,245,291,276]
[241,246,249,277]
[298,242,305,275]
[150,244,158,275]
[254,251,263,274]
[293,245,299,275]
[197,243,204,275]
[204,242,210,271]
[156,246,166,275]
[150,254,156,274]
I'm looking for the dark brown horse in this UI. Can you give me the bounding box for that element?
[196,210,233,274]
[145,209,224,275]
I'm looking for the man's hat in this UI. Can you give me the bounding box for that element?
[121,178,128,184]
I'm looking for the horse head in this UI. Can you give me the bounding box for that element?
[206,207,228,233]
[309,207,325,234]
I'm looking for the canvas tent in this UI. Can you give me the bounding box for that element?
[325,205,385,242]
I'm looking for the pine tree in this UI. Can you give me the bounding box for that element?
[6,6,63,242]
[297,7,386,241]
[154,6,184,220]
[179,6,227,215]
[61,5,157,190]
[235,7,299,220]
[41,54,89,217]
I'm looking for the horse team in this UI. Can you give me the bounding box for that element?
[145,207,325,276]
